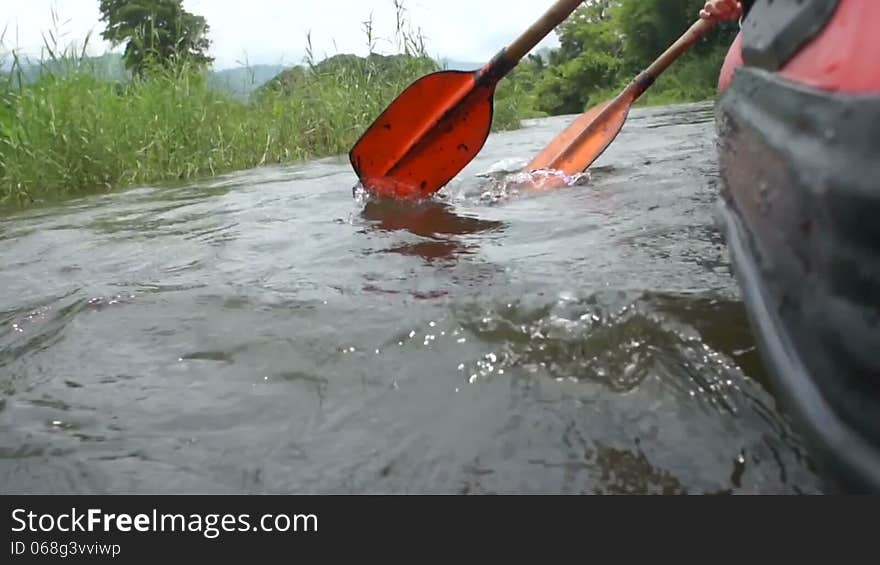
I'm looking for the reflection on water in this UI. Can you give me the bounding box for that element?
[0,102,827,494]
[360,198,505,238]
[359,198,505,263]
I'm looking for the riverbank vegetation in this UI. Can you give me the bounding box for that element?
[1,0,737,209]
[0,2,472,207]
[502,0,740,116]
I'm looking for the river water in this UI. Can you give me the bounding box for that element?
[0,101,825,494]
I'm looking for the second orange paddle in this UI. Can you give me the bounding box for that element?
[526,17,717,177]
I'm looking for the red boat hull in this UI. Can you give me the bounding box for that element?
[714,0,880,493]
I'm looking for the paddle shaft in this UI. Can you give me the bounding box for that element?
[350,0,594,197]
[628,18,716,100]
[378,0,588,186]
[533,18,716,172]
[505,0,587,63]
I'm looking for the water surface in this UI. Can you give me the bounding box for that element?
[0,102,824,493]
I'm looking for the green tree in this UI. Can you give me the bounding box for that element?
[616,0,738,71]
[534,0,625,114]
[516,0,740,115]
[98,0,213,75]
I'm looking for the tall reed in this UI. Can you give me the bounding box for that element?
[0,2,531,208]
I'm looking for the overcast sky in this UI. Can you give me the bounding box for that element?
[3,0,562,69]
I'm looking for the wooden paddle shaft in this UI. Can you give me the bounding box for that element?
[532,17,718,173]
[505,0,588,63]
[632,18,716,98]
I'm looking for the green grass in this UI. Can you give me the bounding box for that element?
[0,54,424,208]
[0,5,724,210]
[584,47,727,110]
[0,16,533,209]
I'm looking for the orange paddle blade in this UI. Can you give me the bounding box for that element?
[348,0,593,200]
[525,17,717,177]
[526,93,634,176]
[349,70,495,200]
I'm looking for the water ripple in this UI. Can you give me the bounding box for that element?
[0,102,825,494]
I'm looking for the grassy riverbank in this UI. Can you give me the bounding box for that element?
[1,0,730,210]
[0,51,716,210]
[0,2,550,211]
[0,49,537,209]
[587,47,728,109]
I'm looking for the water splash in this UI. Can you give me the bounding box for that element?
[476,168,592,204]
[351,182,372,204]
[351,163,591,207]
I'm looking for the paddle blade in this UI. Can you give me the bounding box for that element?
[349,70,495,200]
[526,94,633,176]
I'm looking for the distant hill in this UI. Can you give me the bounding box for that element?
[435,47,556,71]
[437,58,482,71]
[208,64,288,100]
[6,52,130,83]
[3,49,543,100]
[257,52,438,99]
[3,52,287,99]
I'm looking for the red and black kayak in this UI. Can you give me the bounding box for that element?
[713,0,880,492]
